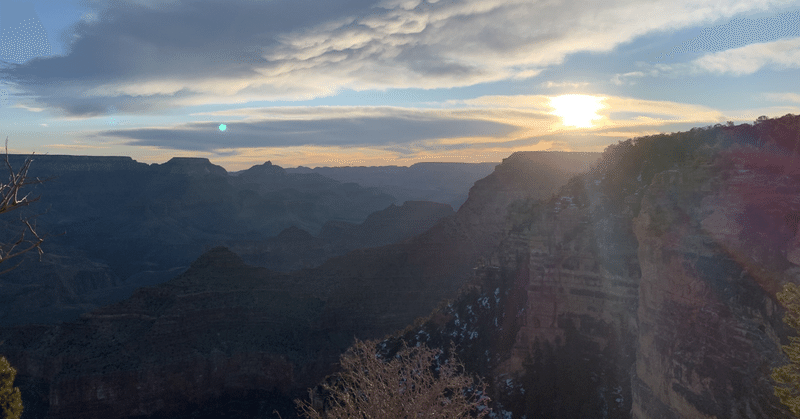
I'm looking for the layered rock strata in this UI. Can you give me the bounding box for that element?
[631,147,796,418]
[388,116,800,418]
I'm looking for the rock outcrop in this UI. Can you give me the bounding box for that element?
[388,172,640,418]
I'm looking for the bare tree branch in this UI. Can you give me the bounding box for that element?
[0,137,53,273]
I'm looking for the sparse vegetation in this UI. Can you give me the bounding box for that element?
[0,356,22,419]
[296,339,490,419]
[773,282,800,415]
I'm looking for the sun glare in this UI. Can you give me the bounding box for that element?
[549,94,606,128]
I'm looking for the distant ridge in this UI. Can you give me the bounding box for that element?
[287,161,501,209]
[0,154,396,325]
[8,154,147,173]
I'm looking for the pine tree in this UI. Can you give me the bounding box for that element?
[0,356,22,419]
[772,282,800,415]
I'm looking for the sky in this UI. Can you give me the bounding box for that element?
[0,0,799,170]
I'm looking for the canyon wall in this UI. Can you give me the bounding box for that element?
[389,116,800,418]
[631,147,796,418]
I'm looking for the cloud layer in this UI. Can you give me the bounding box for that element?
[692,37,800,75]
[99,107,521,151]
[92,94,733,155]
[2,0,795,116]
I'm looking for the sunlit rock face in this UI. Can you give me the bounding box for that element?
[390,116,800,418]
[391,172,642,418]
[631,147,798,419]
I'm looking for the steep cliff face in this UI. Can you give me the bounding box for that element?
[387,116,800,418]
[305,152,599,344]
[631,147,796,418]
[389,173,640,418]
[457,151,599,254]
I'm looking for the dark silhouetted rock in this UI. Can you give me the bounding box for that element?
[0,155,394,326]
[287,162,501,209]
[227,200,455,272]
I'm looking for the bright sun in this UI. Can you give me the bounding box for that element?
[549,94,606,128]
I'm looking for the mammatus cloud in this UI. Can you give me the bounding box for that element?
[1,0,796,115]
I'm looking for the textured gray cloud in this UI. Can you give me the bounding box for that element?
[1,0,795,116]
[1,0,378,113]
[98,112,519,151]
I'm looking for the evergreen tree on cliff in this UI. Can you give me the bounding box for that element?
[296,339,490,419]
[0,356,22,419]
[772,282,800,415]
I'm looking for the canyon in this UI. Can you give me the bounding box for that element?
[2,115,800,418]
[0,150,598,418]
[385,116,800,418]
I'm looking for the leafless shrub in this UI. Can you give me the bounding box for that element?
[296,339,491,419]
[0,138,50,274]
